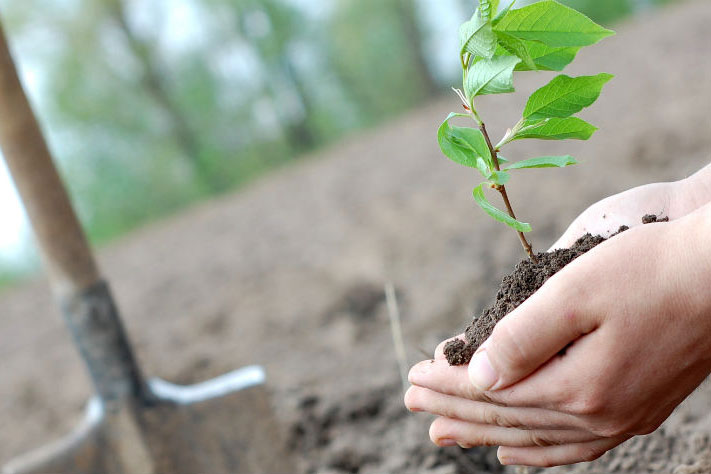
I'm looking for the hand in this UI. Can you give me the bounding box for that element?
[550,180,689,251]
[405,203,711,467]
[551,163,711,250]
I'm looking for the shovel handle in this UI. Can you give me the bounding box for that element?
[0,25,150,404]
[0,23,99,296]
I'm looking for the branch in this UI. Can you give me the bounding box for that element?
[479,122,538,263]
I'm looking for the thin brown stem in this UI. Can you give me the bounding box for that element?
[479,122,538,263]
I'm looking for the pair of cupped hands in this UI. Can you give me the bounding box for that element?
[405,173,711,467]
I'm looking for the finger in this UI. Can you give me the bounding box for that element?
[429,417,602,449]
[549,221,586,251]
[408,358,570,409]
[469,261,600,392]
[549,181,677,252]
[410,359,486,400]
[497,436,629,467]
[405,386,584,430]
[434,334,466,360]
[549,215,629,251]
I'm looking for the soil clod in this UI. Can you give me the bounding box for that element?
[642,214,669,224]
[443,339,475,366]
[447,231,619,366]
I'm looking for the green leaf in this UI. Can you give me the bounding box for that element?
[492,0,515,26]
[460,12,497,59]
[523,73,613,120]
[517,42,579,71]
[475,157,490,178]
[475,157,510,184]
[505,155,578,170]
[513,117,597,141]
[495,32,537,70]
[465,55,521,99]
[495,40,580,72]
[493,0,615,47]
[479,0,499,21]
[438,113,491,168]
[451,127,492,165]
[490,170,510,185]
[473,184,532,232]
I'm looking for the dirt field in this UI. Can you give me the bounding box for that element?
[2,1,711,472]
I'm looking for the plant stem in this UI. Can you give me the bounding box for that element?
[479,122,538,263]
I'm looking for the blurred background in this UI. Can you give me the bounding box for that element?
[0,0,678,288]
[3,1,710,473]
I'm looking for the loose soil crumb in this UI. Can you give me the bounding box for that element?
[642,214,670,224]
[445,215,667,366]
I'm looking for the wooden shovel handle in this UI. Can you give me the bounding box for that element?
[0,23,99,295]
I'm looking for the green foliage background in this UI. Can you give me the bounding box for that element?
[0,0,680,288]
[561,0,677,25]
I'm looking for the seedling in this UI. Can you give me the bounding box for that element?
[439,0,614,262]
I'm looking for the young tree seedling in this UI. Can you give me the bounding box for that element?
[439,0,615,262]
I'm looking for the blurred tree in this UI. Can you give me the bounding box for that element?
[41,1,204,239]
[393,0,439,96]
[0,0,685,282]
[560,0,634,25]
[0,270,18,291]
[220,0,318,152]
[105,0,218,192]
[327,0,439,124]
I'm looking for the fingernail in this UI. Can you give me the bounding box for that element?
[497,447,521,466]
[498,455,518,466]
[468,350,498,391]
[437,439,458,447]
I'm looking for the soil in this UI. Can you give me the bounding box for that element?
[642,214,669,224]
[445,232,607,365]
[1,1,711,473]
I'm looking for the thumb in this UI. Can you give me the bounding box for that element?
[468,274,597,392]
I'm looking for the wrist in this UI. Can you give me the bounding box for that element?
[668,202,711,373]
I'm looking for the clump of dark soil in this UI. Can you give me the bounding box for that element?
[642,214,669,224]
[443,339,475,366]
[446,216,666,366]
[445,232,606,365]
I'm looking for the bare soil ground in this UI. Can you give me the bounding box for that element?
[2,1,710,472]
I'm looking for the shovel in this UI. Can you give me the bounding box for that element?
[0,22,292,474]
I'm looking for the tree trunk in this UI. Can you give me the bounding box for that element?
[394,0,440,97]
[280,56,317,152]
[107,0,221,193]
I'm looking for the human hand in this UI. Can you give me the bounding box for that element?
[549,181,673,251]
[551,163,711,250]
[406,203,711,467]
